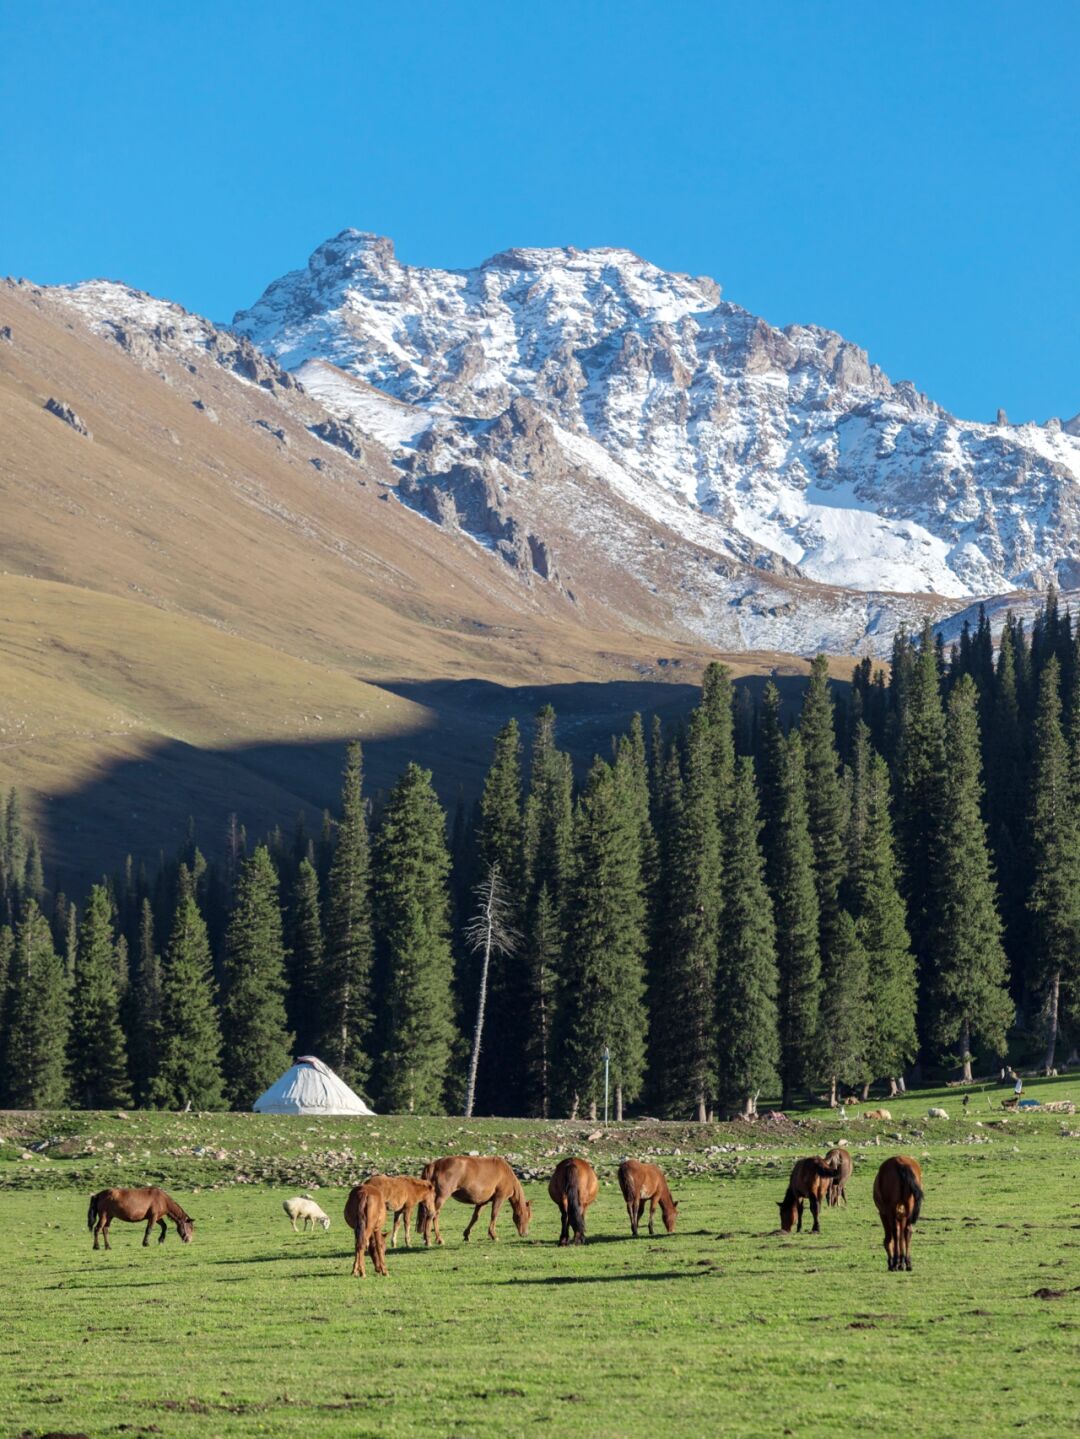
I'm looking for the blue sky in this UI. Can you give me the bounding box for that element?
[1,1,1076,423]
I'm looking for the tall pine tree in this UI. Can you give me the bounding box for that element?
[149,871,226,1110]
[931,675,1012,1078]
[715,758,780,1118]
[285,857,324,1056]
[373,764,457,1112]
[0,900,69,1108]
[559,757,648,1119]
[69,885,131,1108]
[222,846,293,1108]
[847,728,917,1094]
[320,741,374,1091]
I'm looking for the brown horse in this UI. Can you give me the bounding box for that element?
[777,1157,838,1234]
[364,1174,437,1248]
[419,1156,532,1245]
[824,1146,853,1207]
[618,1159,678,1236]
[343,1182,389,1278]
[87,1187,194,1250]
[549,1157,599,1245]
[873,1155,923,1271]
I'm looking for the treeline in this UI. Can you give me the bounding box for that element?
[0,593,1077,1117]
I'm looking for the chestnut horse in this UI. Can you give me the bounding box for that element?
[419,1156,532,1245]
[824,1146,853,1207]
[87,1187,194,1250]
[873,1155,923,1271]
[364,1174,437,1248]
[618,1159,678,1236]
[777,1157,838,1234]
[549,1157,599,1245]
[343,1182,389,1278]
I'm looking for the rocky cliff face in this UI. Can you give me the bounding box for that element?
[234,230,1080,624]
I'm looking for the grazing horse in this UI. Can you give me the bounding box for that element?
[777,1157,838,1234]
[343,1182,389,1278]
[88,1187,194,1250]
[618,1159,678,1236]
[364,1174,437,1248]
[824,1147,853,1207]
[873,1155,923,1271]
[419,1156,532,1245]
[548,1157,599,1245]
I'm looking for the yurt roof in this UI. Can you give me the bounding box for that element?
[252,1055,375,1116]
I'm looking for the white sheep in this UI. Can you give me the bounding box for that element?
[283,1195,331,1232]
[927,1107,949,1119]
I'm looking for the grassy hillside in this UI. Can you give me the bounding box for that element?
[0,282,849,884]
[1,1077,1077,1437]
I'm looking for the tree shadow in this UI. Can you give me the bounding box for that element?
[505,1269,710,1285]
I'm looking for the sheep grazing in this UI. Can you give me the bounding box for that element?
[864,1108,892,1121]
[927,1107,949,1120]
[283,1195,331,1232]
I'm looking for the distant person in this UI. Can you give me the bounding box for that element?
[1014,1076,1024,1100]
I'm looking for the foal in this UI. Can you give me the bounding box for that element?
[777,1157,838,1234]
[88,1187,194,1250]
[824,1147,853,1207]
[343,1182,389,1278]
[618,1160,678,1236]
[364,1174,437,1248]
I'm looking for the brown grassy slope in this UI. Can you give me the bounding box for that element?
[0,283,845,883]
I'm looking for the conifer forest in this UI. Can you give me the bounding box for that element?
[2,597,1077,1120]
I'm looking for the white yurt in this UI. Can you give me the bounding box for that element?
[252,1055,375,1116]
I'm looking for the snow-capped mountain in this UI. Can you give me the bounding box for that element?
[233,229,1080,613]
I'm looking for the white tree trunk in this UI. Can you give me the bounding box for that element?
[463,924,494,1119]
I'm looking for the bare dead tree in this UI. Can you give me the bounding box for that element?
[463,863,519,1118]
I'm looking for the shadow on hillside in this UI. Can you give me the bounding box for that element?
[37,671,830,890]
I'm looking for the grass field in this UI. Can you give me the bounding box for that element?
[3,1079,1079,1439]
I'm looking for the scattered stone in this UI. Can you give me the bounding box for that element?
[44,397,91,438]
[0,324,12,341]
[254,419,289,444]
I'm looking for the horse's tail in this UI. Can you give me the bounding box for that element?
[565,1162,586,1236]
[902,1166,923,1225]
[617,1163,634,1207]
[87,1193,98,1231]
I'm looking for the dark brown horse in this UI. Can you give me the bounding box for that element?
[618,1159,678,1236]
[344,1182,389,1278]
[87,1187,194,1250]
[419,1156,532,1245]
[549,1157,599,1245]
[824,1146,853,1207]
[873,1155,923,1271]
[364,1174,437,1248]
[777,1157,838,1234]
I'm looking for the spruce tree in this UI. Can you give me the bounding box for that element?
[373,764,457,1112]
[800,655,847,951]
[1028,657,1079,1069]
[0,923,12,1059]
[474,720,525,1111]
[149,872,225,1110]
[848,730,917,1093]
[69,885,131,1108]
[129,897,162,1106]
[0,900,70,1108]
[521,706,574,1115]
[559,757,648,1119]
[817,908,871,1101]
[222,846,293,1108]
[932,675,1012,1078]
[896,619,946,993]
[770,732,822,1105]
[286,857,324,1056]
[651,708,721,1119]
[320,741,374,1091]
[715,758,780,1118]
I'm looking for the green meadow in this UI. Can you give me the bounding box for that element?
[3,1078,1078,1439]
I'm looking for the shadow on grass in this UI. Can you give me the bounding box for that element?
[504,1269,711,1285]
